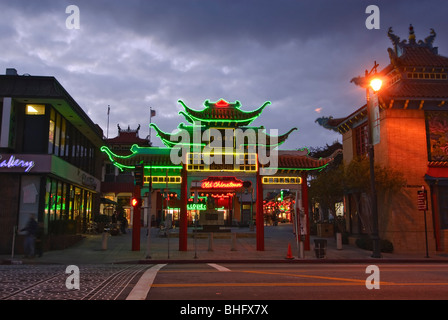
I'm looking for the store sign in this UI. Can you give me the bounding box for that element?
[417,189,428,211]
[201,177,243,189]
[0,155,35,172]
[187,203,207,211]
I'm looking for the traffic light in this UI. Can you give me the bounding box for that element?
[131,197,142,207]
[134,163,144,186]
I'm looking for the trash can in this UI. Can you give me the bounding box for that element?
[314,239,327,258]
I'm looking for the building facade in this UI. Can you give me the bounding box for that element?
[318,26,448,253]
[0,69,104,253]
[102,98,337,251]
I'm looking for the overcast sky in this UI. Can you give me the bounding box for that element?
[2,0,448,150]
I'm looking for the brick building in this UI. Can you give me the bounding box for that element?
[318,26,448,253]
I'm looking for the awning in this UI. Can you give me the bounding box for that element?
[100,197,118,205]
[425,167,448,186]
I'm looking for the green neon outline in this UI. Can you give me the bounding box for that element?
[178,99,271,125]
[261,163,330,172]
[100,145,182,171]
[150,123,206,148]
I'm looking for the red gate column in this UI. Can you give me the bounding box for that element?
[256,171,264,251]
[301,173,310,250]
[132,185,141,251]
[179,164,188,251]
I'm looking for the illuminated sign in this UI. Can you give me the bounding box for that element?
[187,203,207,211]
[200,177,243,189]
[0,155,35,172]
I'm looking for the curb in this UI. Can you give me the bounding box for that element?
[116,258,448,265]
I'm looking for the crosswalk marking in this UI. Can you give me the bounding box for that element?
[208,263,231,272]
[126,264,166,300]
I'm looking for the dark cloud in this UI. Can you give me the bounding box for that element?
[1,1,448,149]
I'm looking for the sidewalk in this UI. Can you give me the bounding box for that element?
[2,224,447,265]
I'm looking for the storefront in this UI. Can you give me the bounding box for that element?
[0,70,104,253]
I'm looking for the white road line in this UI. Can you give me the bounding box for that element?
[126,264,166,300]
[208,263,231,272]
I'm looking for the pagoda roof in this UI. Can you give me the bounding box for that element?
[178,99,270,127]
[101,145,182,171]
[100,145,337,174]
[317,25,448,133]
[150,122,298,149]
[107,125,148,145]
[261,149,340,173]
[380,25,448,105]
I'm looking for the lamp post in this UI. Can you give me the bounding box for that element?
[352,61,383,258]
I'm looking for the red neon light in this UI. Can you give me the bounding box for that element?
[215,99,229,107]
[201,181,243,189]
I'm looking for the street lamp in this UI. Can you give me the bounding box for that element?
[351,61,383,258]
[370,78,383,92]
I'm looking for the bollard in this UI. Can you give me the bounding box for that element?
[336,232,343,250]
[208,232,214,252]
[230,232,237,251]
[102,232,108,250]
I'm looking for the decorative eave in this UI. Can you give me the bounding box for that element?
[100,144,182,171]
[150,122,297,149]
[150,123,206,148]
[178,99,271,127]
[245,127,298,148]
[260,149,340,174]
[316,105,367,134]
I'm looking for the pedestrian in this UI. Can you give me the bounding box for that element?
[35,222,44,257]
[120,214,128,234]
[21,214,38,258]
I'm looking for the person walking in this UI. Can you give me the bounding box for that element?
[21,214,38,258]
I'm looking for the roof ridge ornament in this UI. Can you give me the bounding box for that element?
[408,24,416,43]
[388,25,437,51]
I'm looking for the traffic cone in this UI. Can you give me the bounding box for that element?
[285,243,293,259]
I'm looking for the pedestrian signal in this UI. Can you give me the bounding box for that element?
[131,197,142,207]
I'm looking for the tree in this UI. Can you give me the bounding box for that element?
[308,141,344,224]
[308,149,407,236]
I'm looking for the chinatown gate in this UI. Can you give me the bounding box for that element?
[101,99,336,251]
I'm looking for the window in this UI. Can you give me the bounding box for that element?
[354,123,368,156]
[26,104,45,115]
[48,108,55,154]
[60,118,66,158]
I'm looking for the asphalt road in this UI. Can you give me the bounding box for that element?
[1,263,447,303]
[148,263,448,301]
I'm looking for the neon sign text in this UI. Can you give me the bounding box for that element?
[201,180,243,189]
[187,203,207,211]
[0,155,35,172]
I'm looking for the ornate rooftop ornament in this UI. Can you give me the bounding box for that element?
[388,25,438,56]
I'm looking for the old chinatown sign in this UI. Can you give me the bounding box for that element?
[200,177,243,189]
[0,155,35,172]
